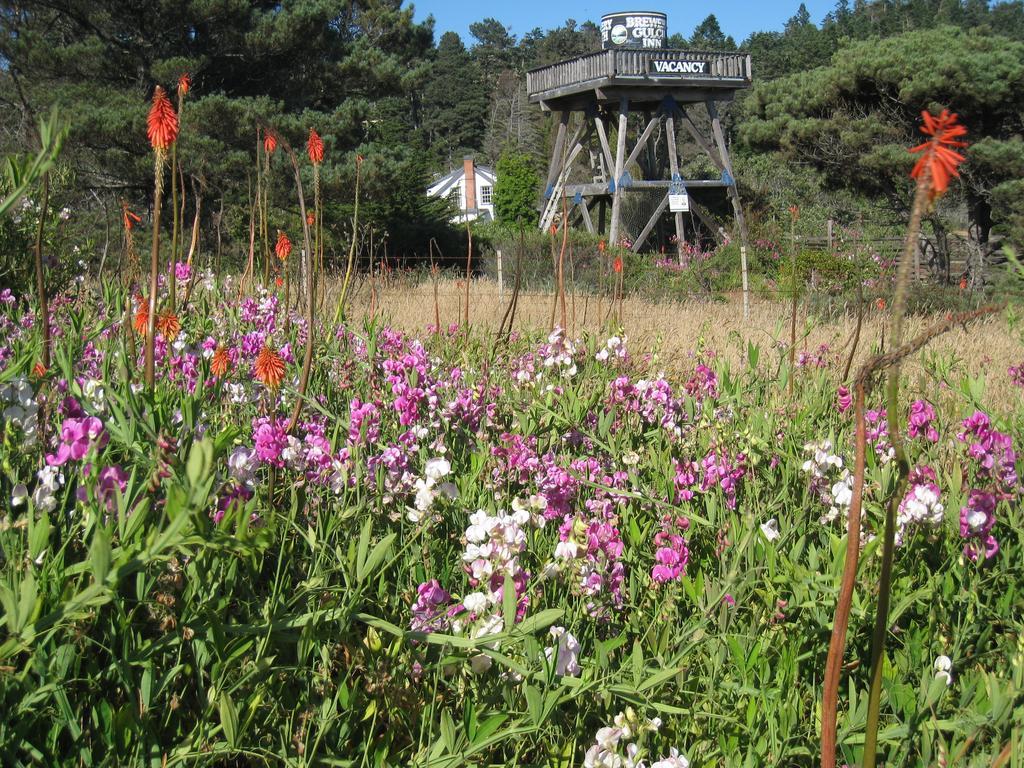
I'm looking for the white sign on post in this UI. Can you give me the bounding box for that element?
[669,192,690,212]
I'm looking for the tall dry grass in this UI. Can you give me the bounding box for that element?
[327,275,1019,410]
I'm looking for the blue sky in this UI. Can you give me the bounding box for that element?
[410,1,840,45]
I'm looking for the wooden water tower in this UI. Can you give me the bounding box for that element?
[525,12,754,312]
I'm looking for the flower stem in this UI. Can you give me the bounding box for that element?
[862,180,928,768]
[34,171,51,370]
[335,161,360,325]
[820,382,866,768]
[144,154,164,388]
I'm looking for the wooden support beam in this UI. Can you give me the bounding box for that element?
[544,111,570,193]
[631,193,669,253]
[608,97,629,247]
[578,199,595,234]
[564,179,728,196]
[706,98,750,319]
[664,111,686,262]
[539,119,589,231]
[593,112,615,181]
[677,107,725,173]
[622,113,660,174]
[689,199,722,242]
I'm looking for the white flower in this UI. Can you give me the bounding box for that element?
[760,518,781,542]
[622,451,640,467]
[595,726,623,752]
[424,457,450,481]
[554,540,578,560]
[461,591,490,615]
[413,478,436,512]
[934,654,953,686]
[11,483,28,506]
[469,653,492,675]
[544,626,581,676]
[650,747,690,768]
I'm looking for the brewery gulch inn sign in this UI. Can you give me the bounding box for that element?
[601,11,667,49]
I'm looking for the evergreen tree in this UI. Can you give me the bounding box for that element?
[492,150,540,225]
[421,32,488,169]
[688,15,737,51]
[741,27,1024,244]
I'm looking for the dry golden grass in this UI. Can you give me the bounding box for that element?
[329,276,1021,412]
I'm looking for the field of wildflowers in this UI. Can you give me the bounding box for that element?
[1,272,1022,765]
[0,85,1022,767]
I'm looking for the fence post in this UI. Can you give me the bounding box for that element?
[497,249,503,298]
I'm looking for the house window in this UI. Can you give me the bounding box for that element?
[480,185,492,205]
[448,187,461,207]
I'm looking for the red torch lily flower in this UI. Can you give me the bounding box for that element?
[211,345,230,377]
[32,361,47,379]
[157,311,181,342]
[133,296,149,336]
[177,73,191,99]
[264,132,278,155]
[146,86,179,152]
[122,204,141,231]
[910,109,967,200]
[598,239,606,253]
[306,212,315,227]
[307,128,324,165]
[275,230,292,261]
[613,256,623,274]
[254,345,286,389]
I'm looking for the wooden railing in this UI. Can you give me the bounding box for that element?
[527,49,752,97]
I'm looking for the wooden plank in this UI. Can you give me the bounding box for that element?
[677,107,724,173]
[593,112,615,180]
[706,98,750,319]
[608,97,629,247]
[664,111,687,258]
[564,179,729,196]
[578,198,595,234]
[544,112,570,192]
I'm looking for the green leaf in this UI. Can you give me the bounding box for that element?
[219,691,238,748]
[90,528,111,584]
[516,608,564,636]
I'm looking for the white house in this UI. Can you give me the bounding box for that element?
[427,156,496,223]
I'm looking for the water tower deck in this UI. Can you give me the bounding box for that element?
[527,48,752,111]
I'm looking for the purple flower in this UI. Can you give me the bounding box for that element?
[252,417,288,468]
[837,385,852,413]
[47,416,108,466]
[959,489,998,561]
[174,261,191,282]
[908,400,939,442]
[410,579,452,633]
[651,515,689,585]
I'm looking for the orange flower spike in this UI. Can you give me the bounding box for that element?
[157,311,181,342]
[32,361,47,379]
[307,128,324,165]
[306,212,315,227]
[122,204,141,231]
[146,86,179,152]
[275,230,292,261]
[598,239,606,253]
[254,345,286,389]
[133,297,150,336]
[177,73,192,99]
[264,132,278,155]
[613,256,623,274]
[211,345,230,377]
[909,108,967,200]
